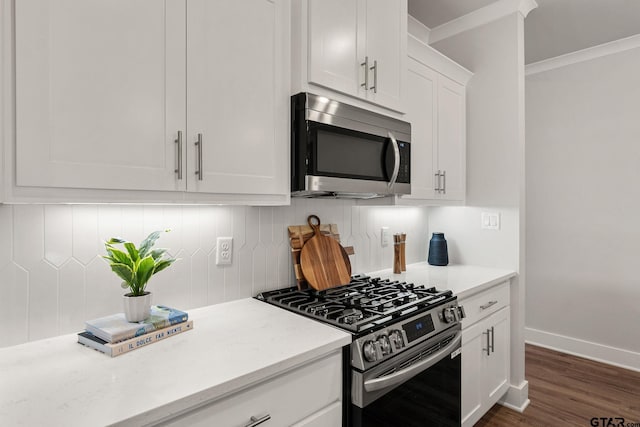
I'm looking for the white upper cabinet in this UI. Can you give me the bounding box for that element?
[435,74,466,201]
[400,36,471,204]
[404,58,437,199]
[186,0,289,197]
[307,0,359,97]
[362,0,406,110]
[8,0,290,204]
[300,0,407,113]
[15,0,186,193]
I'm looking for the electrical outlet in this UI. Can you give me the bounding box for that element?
[381,227,390,247]
[216,237,233,265]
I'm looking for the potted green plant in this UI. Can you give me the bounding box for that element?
[103,230,177,322]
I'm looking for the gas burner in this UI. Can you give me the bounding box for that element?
[337,308,364,325]
[256,275,454,334]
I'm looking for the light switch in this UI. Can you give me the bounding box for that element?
[381,227,390,247]
[481,212,500,230]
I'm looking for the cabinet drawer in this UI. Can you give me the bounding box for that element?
[460,281,509,328]
[159,350,342,427]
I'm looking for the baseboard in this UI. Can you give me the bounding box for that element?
[498,380,529,413]
[525,327,640,372]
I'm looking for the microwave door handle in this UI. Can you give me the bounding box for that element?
[387,131,400,191]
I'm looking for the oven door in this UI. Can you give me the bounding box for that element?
[351,329,462,427]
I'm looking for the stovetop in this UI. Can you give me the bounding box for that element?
[256,274,454,335]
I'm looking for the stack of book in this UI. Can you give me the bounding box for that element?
[77,305,193,357]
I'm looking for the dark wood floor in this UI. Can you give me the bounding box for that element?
[475,344,640,427]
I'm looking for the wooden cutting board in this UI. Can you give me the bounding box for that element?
[298,215,352,290]
[288,222,354,290]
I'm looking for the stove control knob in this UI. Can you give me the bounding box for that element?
[443,307,457,323]
[388,329,404,350]
[363,340,377,362]
[377,334,392,356]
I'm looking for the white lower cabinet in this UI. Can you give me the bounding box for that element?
[460,282,511,427]
[157,350,342,427]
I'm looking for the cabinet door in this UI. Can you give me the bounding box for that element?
[462,306,511,427]
[186,0,288,196]
[461,322,484,427]
[15,0,186,192]
[436,75,466,201]
[483,307,510,403]
[404,57,437,200]
[363,0,406,111]
[307,0,360,97]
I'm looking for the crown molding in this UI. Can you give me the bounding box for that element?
[525,33,640,76]
[429,0,538,44]
[407,15,431,45]
[408,35,473,85]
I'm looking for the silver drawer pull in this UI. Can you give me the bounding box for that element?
[245,414,271,427]
[480,300,498,310]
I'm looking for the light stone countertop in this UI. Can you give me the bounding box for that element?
[0,264,514,426]
[0,298,351,427]
[368,262,517,299]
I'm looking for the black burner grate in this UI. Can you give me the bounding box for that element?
[256,275,453,334]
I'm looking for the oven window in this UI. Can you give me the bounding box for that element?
[352,352,461,427]
[314,126,387,180]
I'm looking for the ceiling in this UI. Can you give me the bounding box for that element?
[408,0,640,64]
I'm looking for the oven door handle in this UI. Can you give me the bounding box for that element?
[363,332,462,393]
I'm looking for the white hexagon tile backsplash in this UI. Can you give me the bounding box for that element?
[0,199,429,347]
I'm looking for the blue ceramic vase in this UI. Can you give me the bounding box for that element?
[428,232,449,266]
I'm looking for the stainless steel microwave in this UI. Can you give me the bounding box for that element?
[291,93,411,199]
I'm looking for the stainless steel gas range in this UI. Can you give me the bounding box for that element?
[256,275,465,427]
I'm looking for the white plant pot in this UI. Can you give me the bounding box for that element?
[123,292,152,322]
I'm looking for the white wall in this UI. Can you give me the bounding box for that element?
[0,199,429,348]
[526,46,640,369]
[430,13,529,407]
[429,207,518,269]
[429,15,522,267]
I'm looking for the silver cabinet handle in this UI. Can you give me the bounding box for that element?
[370,59,377,93]
[361,56,369,90]
[195,133,203,181]
[174,131,183,180]
[245,414,271,427]
[482,329,491,356]
[490,326,495,354]
[387,131,400,191]
[442,170,446,194]
[480,300,498,310]
[434,170,440,192]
